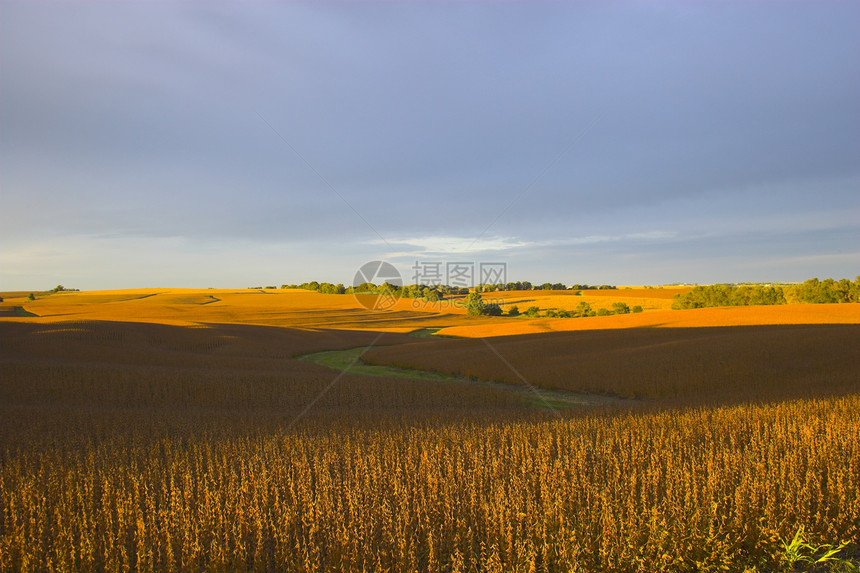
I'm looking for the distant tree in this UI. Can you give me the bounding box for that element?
[789,277,859,304]
[318,282,346,295]
[852,276,860,303]
[483,303,502,316]
[507,305,520,317]
[632,305,644,313]
[265,285,276,290]
[557,309,572,318]
[353,282,376,294]
[28,293,35,301]
[545,309,558,318]
[465,292,485,316]
[611,302,631,314]
[835,278,854,303]
[525,306,541,318]
[51,285,65,293]
[575,301,594,317]
[596,308,611,316]
[673,284,787,309]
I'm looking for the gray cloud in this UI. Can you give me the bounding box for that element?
[1,1,858,289]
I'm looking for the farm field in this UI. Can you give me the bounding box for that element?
[3,287,858,334]
[2,289,859,571]
[482,287,688,313]
[365,323,860,405]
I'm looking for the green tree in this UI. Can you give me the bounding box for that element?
[525,306,541,318]
[483,303,502,316]
[611,302,630,314]
[507,305,520,317]
[575,301,594,317]
[851,276,860,303]
[465,292,485,316]
[28,293,35,301]
[632,305,644,313]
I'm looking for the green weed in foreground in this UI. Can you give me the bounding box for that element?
[779,527,854,571]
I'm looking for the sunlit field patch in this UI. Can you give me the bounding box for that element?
[4,288,857,336]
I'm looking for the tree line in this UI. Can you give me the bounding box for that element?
[281,281,450,302]
[672,277,860,309]
[279,281,617,294]
[464,292,643,318]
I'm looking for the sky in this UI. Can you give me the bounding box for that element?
[1,1,858,290]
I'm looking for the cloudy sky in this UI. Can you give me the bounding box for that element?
[1,2,858,290]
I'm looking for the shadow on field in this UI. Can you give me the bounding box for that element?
[364,323,860,407]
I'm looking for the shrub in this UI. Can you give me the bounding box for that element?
[507,305,520,317]
[575,302,594,317]
[483,303,502,316]
[611,302,630,314]
[632,305,644,313]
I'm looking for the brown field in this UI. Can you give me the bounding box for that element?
[2,288,859,571]
[365,323,860,404]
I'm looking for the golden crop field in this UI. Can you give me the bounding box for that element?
[4,287,857,335]
[2,289,859,571]
[436,303,860,337]
[0,288,487,331]
[482,288,688,313]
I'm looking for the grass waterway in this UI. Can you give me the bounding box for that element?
[298,345,630,409]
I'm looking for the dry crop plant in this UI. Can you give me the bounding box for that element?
[2,398,858,571]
